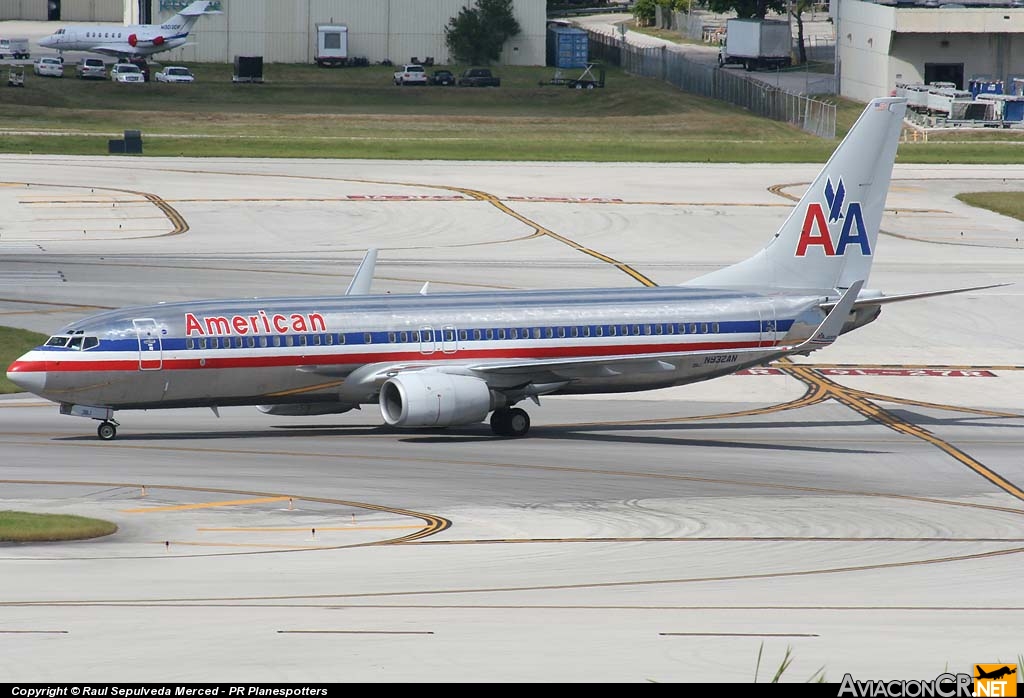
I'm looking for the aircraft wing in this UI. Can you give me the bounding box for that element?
[89,44,144,57]
[330,284,863,398]
[472,281,862,380]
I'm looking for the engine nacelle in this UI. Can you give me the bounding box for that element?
[257,403,355,417]
[128,33,164,47]
[380,373,494,427]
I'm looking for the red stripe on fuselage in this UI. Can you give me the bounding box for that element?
[10,339,776,374]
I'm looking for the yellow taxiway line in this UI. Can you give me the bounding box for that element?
[122,496,290,513]
[196,525,422,532]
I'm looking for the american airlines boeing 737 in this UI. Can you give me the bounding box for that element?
[5,98,1002,440]
[37,1,218,59]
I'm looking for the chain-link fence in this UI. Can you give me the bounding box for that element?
[587,29,836,139]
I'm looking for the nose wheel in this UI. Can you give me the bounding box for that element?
[490,407,530,437]
[96,420,119,441]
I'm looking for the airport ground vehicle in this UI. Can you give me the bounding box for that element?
[33,56,63,77]
[155,66,195,83]
[75,58,106,79]
[458,68,500,87]
[718,18,791,71]
[110,63,144,83]
[393,64,428,85]
[0,37,30,60]
[6,68,24,87]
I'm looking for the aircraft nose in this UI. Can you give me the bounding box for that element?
[6,359,47,395]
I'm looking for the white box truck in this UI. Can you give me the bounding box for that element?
[0,38,31,60]
[718,19,791,72]
[316,24,348,67]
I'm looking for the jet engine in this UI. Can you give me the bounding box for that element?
[128,33,165,47]
[380,373,495,427]
[257,403,355,417]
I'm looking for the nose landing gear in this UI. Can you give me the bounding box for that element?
[96,419,119,441]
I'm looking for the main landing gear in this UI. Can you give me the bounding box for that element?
[96,419,119,441]
[490,407,530,437]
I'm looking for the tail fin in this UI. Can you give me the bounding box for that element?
[684,97,907,291]
[161,1,218,33]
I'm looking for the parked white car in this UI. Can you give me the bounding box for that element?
[110,63,144,83]
[33,56,63,78]
[155,66,195,83]
[393,64,427,86]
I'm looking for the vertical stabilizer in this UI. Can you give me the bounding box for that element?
[684,98,907,291]
[161,1,217,33]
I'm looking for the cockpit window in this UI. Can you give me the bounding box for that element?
[68,336,84,350]
[45,336,69,347]
[82,337,99,350]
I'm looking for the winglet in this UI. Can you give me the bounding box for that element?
[345,249,378,296]
[795,280,864,353]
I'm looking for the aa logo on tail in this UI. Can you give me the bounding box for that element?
[795,177,871,257]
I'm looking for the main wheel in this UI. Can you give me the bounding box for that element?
[490,408,511,436]
[97,421,117,441]
[505,408,530,437]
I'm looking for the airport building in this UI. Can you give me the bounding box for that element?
[0,0,547,65]
[834,0,1024,101]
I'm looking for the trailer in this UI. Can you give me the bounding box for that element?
[315,24,348,67]
[541,63,605,89]
[718,19,791,71]
[0,38,30,60]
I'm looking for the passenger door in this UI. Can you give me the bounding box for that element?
[133,318,163,370]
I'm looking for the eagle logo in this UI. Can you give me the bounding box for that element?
[824,177,846,223]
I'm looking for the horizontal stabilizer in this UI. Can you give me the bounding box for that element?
[824,282,1012,310]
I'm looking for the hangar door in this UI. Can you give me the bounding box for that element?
[925,63,964,89]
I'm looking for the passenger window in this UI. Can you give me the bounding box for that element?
[486,329,493,340]
[654,324,663,335]
[273,336,281,347]
[690,323,698,334]
[473,329,481,341]
[299,335,308,346]
[247,337,255,348]
[260,337,268,348]
[326,334,334,346]
[713,323,720,333]
[338,333,345,344]
[558,327,565,338]
[498,329,506,340]
[533,328,541,339]
[458,330,467,341]
[596,326,604,337]
[285,336,294,347]
[445,329,455,342]
[510,328,518,339]
[314,335,322,346]
[609,325,617,336]
[621,325,629,336]
[388,332,396,343]
[187,338,195,350]
[545,328,553,339]
[199,338,207,349]
[583,326,591,337]
[643,325,651,335]
[701,323,708,334]
[571,327,579,338]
